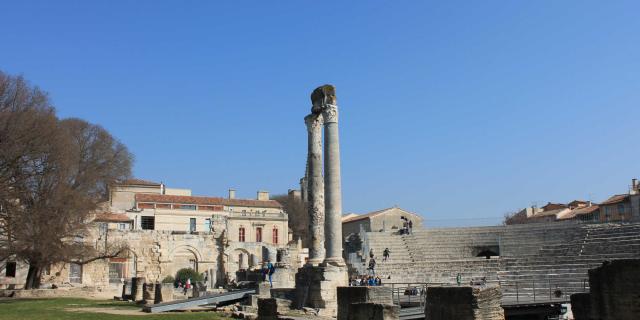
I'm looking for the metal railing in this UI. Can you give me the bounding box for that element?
[384,282,452,309]
[498,276,589,304]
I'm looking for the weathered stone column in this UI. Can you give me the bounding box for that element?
[305,113,325,265]
[316,85,345,266]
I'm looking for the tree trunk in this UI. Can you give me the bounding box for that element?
[25,264,42,289]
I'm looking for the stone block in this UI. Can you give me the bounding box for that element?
[270,288,295,301]
[257,282,271,297]
[586,259,640,320]
[337,286,393,320]
[131,277,145,302]
[570,293,591,320]
[294,264,348,316]
[257,298,278,320]
[348,303,399,320]
[425,286,504,320]
[142,282,154,301]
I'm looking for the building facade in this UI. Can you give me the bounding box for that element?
[1,179,291,291]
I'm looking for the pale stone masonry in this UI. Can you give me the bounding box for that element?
[295,85,348,317]
[304,84,346,266]
[305,113,325,265]
[322,101,345,266]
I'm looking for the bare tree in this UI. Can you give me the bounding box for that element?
[0,71,133,288]
[272,193,309,246]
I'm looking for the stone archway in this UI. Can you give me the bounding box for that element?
[169,245,203,273]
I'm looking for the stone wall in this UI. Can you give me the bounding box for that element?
[425,286,504,320]
[348,303,399,320]
[571,259,640,320]
[337,286,393,320]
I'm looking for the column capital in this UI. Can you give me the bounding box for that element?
[304,113,324,132]
[322,104,339,124]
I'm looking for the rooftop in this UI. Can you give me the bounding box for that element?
[118,178,162,186]
[600,194,629,205]
[93,213,132,222]
[342,206,421,223]
[135,193,283,209]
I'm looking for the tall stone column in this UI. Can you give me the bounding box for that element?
[315,85,345,266]
[305,113,325,265]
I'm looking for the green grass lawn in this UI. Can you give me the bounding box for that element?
[0,298,231,320]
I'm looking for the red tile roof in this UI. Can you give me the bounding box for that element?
[94,213,132,222]
[135,193,283,209]
[600,194,629,205]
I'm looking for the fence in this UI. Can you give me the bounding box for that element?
[498,276,589,304]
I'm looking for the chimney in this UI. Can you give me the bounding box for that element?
[228,189,236,199]
[257,190,269,201]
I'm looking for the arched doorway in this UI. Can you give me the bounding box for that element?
[173,246,200,272]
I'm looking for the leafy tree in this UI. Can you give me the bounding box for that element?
[175,268,202,285]
[0,71,134,288]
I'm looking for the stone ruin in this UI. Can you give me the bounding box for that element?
[293,84,349,316]
[425,285,504,320]
[570,259,640,320]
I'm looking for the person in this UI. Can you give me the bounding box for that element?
[408,220,413,234]
[369,248,374,259]
[456,273,462,286]
[267,260,275,288]
[368,276,375,286]
[375,276,382,286]
[383,248,390,262]
[186,278,191,289]
[402,220,408,235]
[368,258,376,276]
[261,264,267,281]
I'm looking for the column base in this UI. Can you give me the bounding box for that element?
[306,257,325,267]
[322,257,346,267]
[294,264,349,317]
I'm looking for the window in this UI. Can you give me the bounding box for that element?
[175,204,196,210]
[272,227,278,244]
[190,218,197,233]
[204,219,211,232]
[618,203,625,214]
[118,223,128,230]
[239,227,245,242]
[69,263,82,283]
[108,261,125,283]
[141,216,155,230]
[99,223,108,235]
[256,227,262,243]
[5,261,16,277]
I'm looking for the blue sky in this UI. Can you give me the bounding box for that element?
[2,1,639,226]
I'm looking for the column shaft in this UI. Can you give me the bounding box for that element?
[305,114,325,265]
[323,105,345,266]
